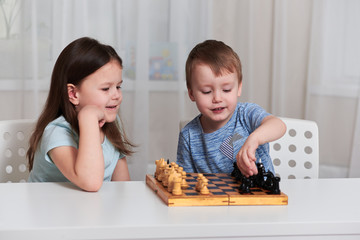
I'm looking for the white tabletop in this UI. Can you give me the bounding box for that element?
[0,178,360,240]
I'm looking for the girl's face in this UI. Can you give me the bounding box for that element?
[188,63,242,133]
[74,60,123,123]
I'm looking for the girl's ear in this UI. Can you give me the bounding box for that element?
[188,89,196,102]
[67,84,79,106]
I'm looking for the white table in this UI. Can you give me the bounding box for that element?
[0,178,359,240]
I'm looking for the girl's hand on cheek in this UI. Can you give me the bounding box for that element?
[78,105,105,128]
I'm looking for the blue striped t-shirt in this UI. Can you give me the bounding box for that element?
[176,102,274,174]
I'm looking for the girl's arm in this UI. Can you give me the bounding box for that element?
[49,106,105,192]
[111,157,130,181]
[236,115,286,177]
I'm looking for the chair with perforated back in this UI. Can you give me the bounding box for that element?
[180,117,319,180]
[0,119,36,183]
[270,117,319,180]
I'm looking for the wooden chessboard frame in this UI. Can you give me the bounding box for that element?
[146,173,288,207]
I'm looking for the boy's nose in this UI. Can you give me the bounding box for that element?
[212,91,222,103]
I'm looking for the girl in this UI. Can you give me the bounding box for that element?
[27,37,134,192]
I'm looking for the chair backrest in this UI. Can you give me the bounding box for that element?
[0,119,36,183]
[270,117,319,180]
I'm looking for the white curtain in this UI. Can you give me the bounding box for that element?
[0,0,211,180]
[1,0,359,180]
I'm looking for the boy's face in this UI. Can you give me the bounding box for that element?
[188,63,242,133]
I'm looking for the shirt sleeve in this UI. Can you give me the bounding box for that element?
[242,103,271,132]
[41,123,78,164]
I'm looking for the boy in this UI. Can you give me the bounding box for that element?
[176,40,286,177]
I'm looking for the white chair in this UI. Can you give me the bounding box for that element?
[180,117,319,180]
[0,119,36,183]
[270,117,319,180]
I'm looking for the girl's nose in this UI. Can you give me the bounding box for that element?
[112,88,121,99]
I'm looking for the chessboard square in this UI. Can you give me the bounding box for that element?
[222,189,236,192]
[225,179,238,184]
[218,176,230,179]
[228,185,239,189]
[211,192,227,195]
[210,189,225,193]
[185,192,200,196]
[208,186,219,190]
[187,179,197,182]
[203,173,217,177]
[216,184,229,187]
[207,177,220,181]
[212,181,226,185]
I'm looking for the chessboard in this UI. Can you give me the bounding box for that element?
[146,173,288,207]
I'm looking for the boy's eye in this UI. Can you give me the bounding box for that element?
[102,88,110,91]
[116,85,122,89]
[223,89,231,93]
[202,91,211,94]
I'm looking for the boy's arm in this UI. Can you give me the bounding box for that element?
[236,115,286,177]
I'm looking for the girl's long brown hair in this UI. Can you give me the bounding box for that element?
[27,37,134,171]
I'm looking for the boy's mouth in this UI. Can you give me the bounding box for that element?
[211,107,225,112]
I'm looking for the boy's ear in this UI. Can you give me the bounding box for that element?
[188,89,196,102]
[67,84,80,106]
[237,82,242,97]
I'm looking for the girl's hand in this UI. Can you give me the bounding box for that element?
[236,135,259,177]
[77,105,106,128]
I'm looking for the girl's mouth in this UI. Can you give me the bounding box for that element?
[106,105,118,110]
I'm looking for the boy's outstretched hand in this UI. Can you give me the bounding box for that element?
[236,135,259,177]
[236,115,287,177]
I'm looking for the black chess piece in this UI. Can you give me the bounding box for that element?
[231,161,281,194]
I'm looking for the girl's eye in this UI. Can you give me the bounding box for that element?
[116,85,122,89]
[102,88,110,91]
[223,89,231,93]
[202,91,211,94]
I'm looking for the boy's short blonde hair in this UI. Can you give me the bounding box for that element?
[185,40,242,89]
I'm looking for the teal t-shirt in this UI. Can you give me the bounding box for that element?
[28,116,125,182]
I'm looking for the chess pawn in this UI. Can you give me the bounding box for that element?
[157,159,166,182]
[180,171,189,190]
[196,174,204,192]
[172,176,182,196]
[167,168,177,192]
[177,167,183,174]
[170,162,176,169]
[154,159,160,178]
[163,166,172,187]
[200,178,210,195]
